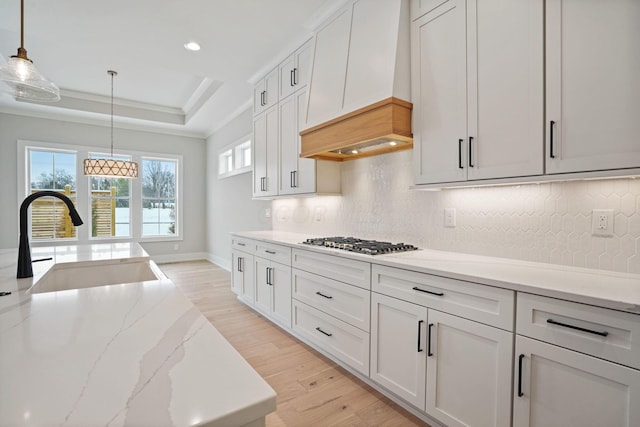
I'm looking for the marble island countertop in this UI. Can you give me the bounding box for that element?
[233,230,640,315]
[0,243,276,426]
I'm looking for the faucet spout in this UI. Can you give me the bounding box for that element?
[17,191,84,279]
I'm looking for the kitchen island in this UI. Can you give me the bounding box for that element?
[0,243,276,427]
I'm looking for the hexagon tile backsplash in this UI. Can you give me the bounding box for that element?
[272,150,640,274]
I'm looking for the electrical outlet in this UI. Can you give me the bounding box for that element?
[444,208,456,227]
[592,209,614,237]
[264,208,271,218]
[173,244,179,251]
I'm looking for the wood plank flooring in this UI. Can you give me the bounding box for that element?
[159,260,429,427]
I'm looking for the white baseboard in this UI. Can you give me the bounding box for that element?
[151,252,209,264]
[208,253,231,271]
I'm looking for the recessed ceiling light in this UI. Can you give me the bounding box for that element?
[184,41,201,52]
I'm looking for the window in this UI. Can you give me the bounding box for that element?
[27,148,78,240]
[19,141,183,245]
[218,135,252,178]
[141,158,177,237]
[88,153,132,238]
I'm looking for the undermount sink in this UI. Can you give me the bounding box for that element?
[27,260,162,294]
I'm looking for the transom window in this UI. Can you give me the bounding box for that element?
[218,135,252,178]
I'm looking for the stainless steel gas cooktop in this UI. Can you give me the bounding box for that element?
[301,236,419,255]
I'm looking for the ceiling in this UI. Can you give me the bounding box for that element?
[0,0,337,138]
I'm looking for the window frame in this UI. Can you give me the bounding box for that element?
[17,140,183,246]
[218,133,252,178]
[139,156,181,240]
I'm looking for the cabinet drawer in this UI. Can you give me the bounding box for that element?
[292,268,370,332]
[517,293,640,370]
[292,249,371,290]
[292,300,370,376]
[255,241,291,265]
[231,236,255,253]
[372,264,514,330]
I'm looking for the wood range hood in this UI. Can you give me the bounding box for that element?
[298,0,412,162]
[300,97,413,162]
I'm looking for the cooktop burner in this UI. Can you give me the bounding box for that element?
[302,237,419,255]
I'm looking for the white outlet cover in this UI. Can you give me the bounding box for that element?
[444,208,456,227]
[592,209,614,237]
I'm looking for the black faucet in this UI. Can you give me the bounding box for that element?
[17,191,84,278]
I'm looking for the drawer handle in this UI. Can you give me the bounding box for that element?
[315,327,332,337]
[518,354,525,397]
[417,320,424,352]
[546,318,609,337]
[265,250,276,254]
[427,323,434,357]
[237,242,246,246]
[315,291,333,299]
[412,286,444,297]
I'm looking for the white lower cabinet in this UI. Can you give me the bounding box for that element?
[370,292,513,425]
[370,292,428,410]
[254,257,292,328]
[426,310,513,427]
[231,250,254,305]
[513,335,640,427]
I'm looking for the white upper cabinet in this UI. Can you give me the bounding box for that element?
[279,90,318,195]
[545,0,640,174]
[412,0,467,184]
[413,0,543,185]
[252,105,279,198]
[253,68,279,115]
[278,40,312,100]
[303,0,411,131]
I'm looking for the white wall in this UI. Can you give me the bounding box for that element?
[272,150,640,274]
[206,108,271,269]
[0,113,207,260]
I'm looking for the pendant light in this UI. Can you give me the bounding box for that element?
[83,70,139,179]
[0,0,60,102]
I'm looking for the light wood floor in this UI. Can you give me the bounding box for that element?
[159,260,429,427]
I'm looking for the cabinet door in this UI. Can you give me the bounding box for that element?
[303,5,352,129]
[263,68,279,110]
[253,78,267,115]
[231,251,244,295]
[280,90,316,196]
[426,310,513,427]
[279,54,297,100]
[253,105,278,198]
[546,0,640,174]
[271,262,292,328]
[279,40,312,100]
[466,0,543,180]
[370,292,427,410]
[294,40,312,91]
[233,252,254,305]
[279,93,297,195]
[513,335,640,427]
[412,0,467,185]
[254,258,271,315]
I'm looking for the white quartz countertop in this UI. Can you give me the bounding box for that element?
[0,243,276,426]
[233,230,640,314]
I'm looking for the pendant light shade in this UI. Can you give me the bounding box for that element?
[84,70,139,179]
[0,0,60,102]
[83,158,139,178]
